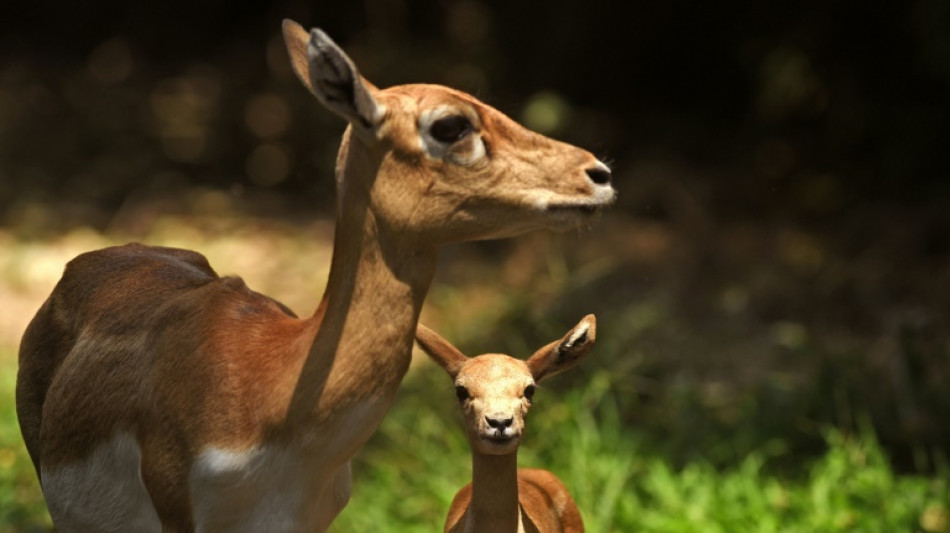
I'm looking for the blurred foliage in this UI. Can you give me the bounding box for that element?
[1,0,950,529]
[0,360,52,532]
[2,0,949,227]
[2,223,950,531]
[1,349,948,531]
[335,364,950,532]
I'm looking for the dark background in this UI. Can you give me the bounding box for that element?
[1,0,948,470]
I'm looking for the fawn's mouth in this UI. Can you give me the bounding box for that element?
[480,433,520,445]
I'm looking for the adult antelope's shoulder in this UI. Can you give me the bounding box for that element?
[16,20,614,532]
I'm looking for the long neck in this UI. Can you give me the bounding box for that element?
[466,451,521,533]
[283,134,437,445]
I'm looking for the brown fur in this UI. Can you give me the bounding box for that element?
[17,20,613,531]
[445,470,584,533]
[19,244,315,528]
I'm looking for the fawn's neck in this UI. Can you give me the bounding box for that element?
[466,451,522,533]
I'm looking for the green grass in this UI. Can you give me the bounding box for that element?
[331,365,950,532]
[0,357,947,532]
[0,356,52,532]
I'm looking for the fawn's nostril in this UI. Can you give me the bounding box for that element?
[586,167,611,186]
[486,416,514,429]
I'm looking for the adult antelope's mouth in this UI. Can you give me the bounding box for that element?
[546,203,601,215]
[544,187,616,215]
[541,200,609,232]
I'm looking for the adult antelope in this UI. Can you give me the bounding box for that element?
[16,20,614,532]
[414,316,596,533]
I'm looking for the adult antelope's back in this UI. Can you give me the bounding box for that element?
[17,20,614,532]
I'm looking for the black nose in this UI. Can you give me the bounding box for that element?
[586,167,612,186]
[486,416,514,429]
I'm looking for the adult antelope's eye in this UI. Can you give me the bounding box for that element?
[455,385,470,402]
[430,115,472,143]
[524,384,536,401]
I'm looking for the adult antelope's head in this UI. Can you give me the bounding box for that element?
[282,21,615,245]
[415,316,596,455]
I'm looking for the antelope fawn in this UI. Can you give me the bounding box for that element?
[415,316,596,532]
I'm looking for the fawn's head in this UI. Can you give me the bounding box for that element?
[415,315,596,455]
[283,21,615,245]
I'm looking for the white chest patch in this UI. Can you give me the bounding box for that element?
[189,399,388,533]
[190,445,351,533]
[41,432,162,532]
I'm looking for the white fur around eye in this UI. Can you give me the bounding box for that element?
[417,106,486,166]
[456,136,486,165]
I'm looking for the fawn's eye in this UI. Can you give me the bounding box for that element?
[524,384,536,401]
[455,385,470,402]
[430,115,472,143]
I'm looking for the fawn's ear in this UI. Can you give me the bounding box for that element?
[415,324,468,379]
[527,315,597,382]
[282,19,383,129]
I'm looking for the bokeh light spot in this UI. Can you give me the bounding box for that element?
[522,91,571,135]
[245,94,291,139]
[88,38,133,84]
[246,143,291,186]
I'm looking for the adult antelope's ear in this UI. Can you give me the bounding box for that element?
[415,324,468,380]
[282,19,383,129]
[527,315,597,382]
